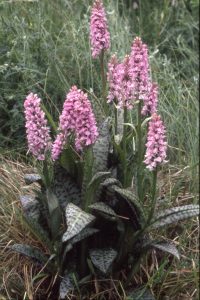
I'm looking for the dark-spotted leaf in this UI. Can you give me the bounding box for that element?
[53,165,81,209]
[151,241,180,259]
[101,178,122,188]
[70,228,99,245]
[24,174,42,185]
[59,272,74,299]
[89,248,117,274]
[10,244,48,264]
[46,189,62,238]
[92,118,111,174]
[89,202,117,217]
[62,203,95,242]
[112,186,145,219]
[152,204,199,228]
[88,172,111,189]
[20,195,40,220]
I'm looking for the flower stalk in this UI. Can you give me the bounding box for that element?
[137,100,143,201]
[122,106,128,187]
[100,50,107,114]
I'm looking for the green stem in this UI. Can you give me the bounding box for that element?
[137,100,143,201]
[114,105,118,135]
[100,50,107,114]
[80,242,87,277]
[125,256,142,287]
[123,107,128,187]
[41,103,57,134]
[147,167,158,224]
[126,170,157,284]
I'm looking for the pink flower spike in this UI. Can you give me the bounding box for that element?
[24,93,51,160]
[129,37,150,102]
[51,86,99,159]
[51,132,66,161]
[144,114,167,171]
[90,0,110,58]
[142,82,158,116]
[107,54,134,109]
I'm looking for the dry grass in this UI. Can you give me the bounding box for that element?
[0,157,199,299]
[0,157,53,299]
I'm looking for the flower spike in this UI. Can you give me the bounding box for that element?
[24,93,51,160]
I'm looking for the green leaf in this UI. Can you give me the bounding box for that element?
[53,165,81,208]
[46,189,62,239]
[59,272,74,299]
[82,147,94,200]
[89,248,117,274]
[101,178,122,188]
[127,287,156,300]
[70,227,99,245]
[60,147,80,179]
[92,118,111,174]
[46,189,60,215]
[24,174,42,185]
[62,203,95,242]
[114,108,124,145]
[89,202,117,218]
[21,215,53,251]
[88,172,111,189]
[62,228,99,259]
[112,186,145,219]
[150,241,180,259]
[10,244,48,264]
[152,204,199,228]
[41,103,57,133]
[20,195,40,220]
[87,171,111,202]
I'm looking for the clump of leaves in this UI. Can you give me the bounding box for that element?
[10,117,199,299]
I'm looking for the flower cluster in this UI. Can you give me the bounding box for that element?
[129,37,150,101]
[107,37,151,109]
[52,86,98,160]
[107,55,134,109]
[90,0,110,58]
[24,93,51,160]
[144,114,167,170]
[142,82,158,116]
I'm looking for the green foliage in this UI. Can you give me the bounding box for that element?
[59,272,75,299]
[62,203,95,243]
[152,204,199,228]
[89,202,117,218]
[24,173,42,185]
[92,117,111,174]
[89,248,117,274]
[10,244,49,265]
[144,240,180,260]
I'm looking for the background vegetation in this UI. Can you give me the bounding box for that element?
[0,0,199,299]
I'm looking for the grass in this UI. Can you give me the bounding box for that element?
[0,0,199,299]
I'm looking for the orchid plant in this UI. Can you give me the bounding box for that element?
[11,0,199,299]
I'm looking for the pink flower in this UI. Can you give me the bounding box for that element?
[129,37,150,102]
[107,54,134,109]
[142,82,158,116]
[24,93,51,160]
[107,54,124,103]
[144,114,167,171]
[90,0,110,58]
[51,132,66,161]
[51,86,99,160]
